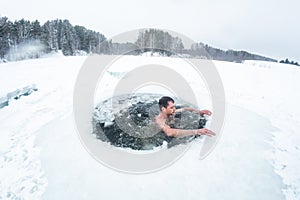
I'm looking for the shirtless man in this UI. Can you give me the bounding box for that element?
[155,96,216,137]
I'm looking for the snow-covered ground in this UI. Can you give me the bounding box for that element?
[0,55,299,199]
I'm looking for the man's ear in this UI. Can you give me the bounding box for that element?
[161,107,166,112]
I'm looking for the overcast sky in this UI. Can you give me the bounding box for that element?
[2,0,299,61]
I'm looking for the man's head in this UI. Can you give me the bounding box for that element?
[158,96,176,115]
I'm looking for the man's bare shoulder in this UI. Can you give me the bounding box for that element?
[155,114,166,128]
[155,114,164,122]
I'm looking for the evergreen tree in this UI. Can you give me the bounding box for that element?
[74,25,87,52]
[30,20,42,40]
[60,20,76,55]
[14,19,31,43]
[0,17,12,57]
[43,20,58,51]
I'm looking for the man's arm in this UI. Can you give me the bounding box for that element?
[163,124,215,137]
[156,119,215,137]
[176,107,212,116]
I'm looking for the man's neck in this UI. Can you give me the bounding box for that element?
[159,112,173,120]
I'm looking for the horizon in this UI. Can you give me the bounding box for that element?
[1,0,300,62]
[0,16,280,61]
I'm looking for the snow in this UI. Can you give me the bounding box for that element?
[4,40,46,62]
[0,84,38,109]
[0,56,84,199]
[0,55,300,199]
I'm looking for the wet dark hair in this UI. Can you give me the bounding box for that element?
[158,96,174,110]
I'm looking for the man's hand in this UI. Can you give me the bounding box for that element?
[199,109,212,116]
[195,128,216,137]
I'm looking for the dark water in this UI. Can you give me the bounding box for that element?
[92,94,206,150]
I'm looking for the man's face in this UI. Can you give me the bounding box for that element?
[163,101,176,116]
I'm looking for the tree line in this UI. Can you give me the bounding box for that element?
[280,58,299,66]
[0,17,106,60]
[0,17,278,63]
[186,42,277,62]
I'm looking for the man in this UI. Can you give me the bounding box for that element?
[155,96,215,137]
